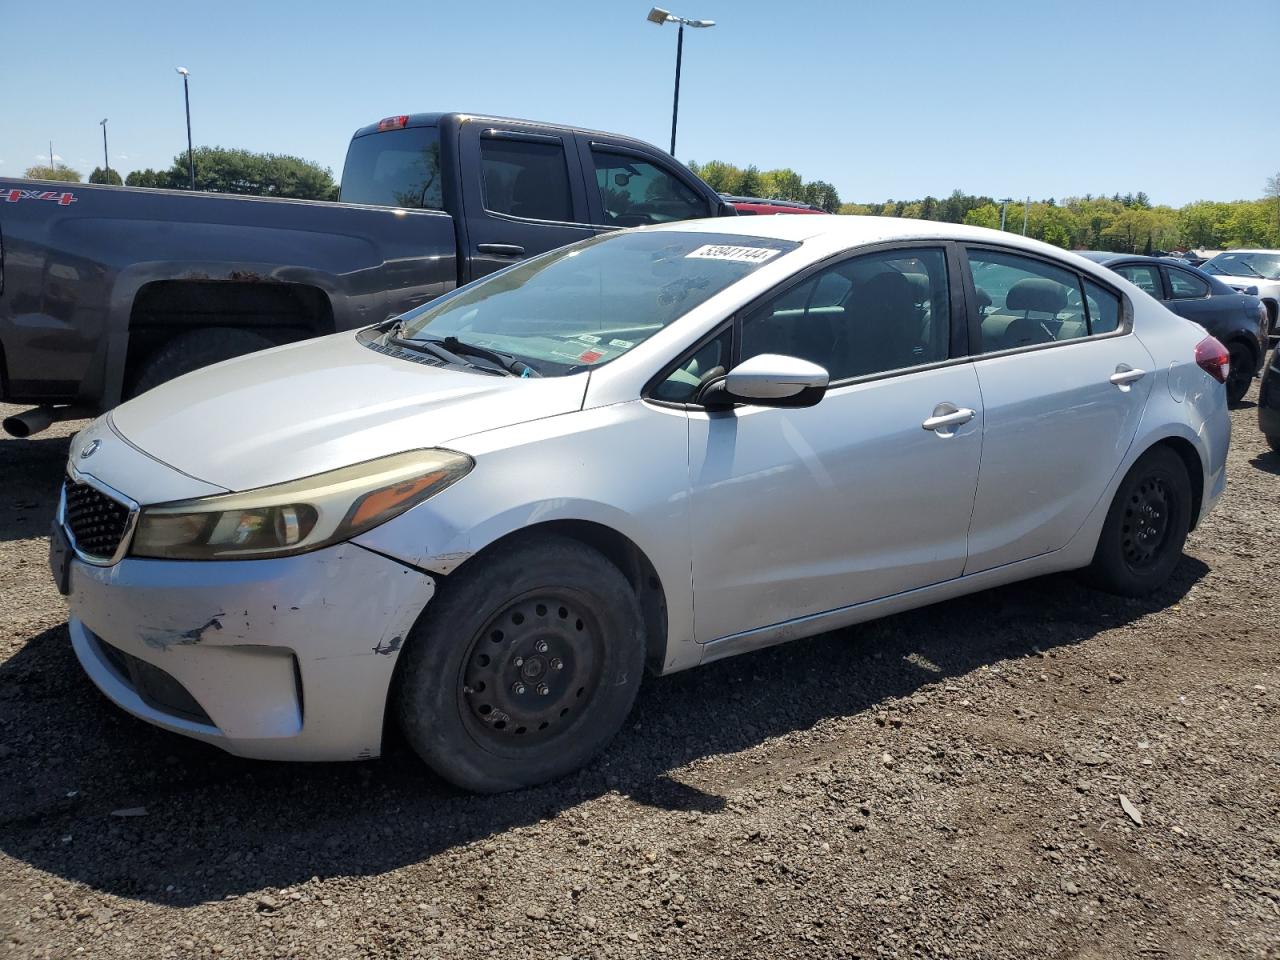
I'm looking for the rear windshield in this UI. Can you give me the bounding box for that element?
[396,230,799,375]
[339,126,443,209]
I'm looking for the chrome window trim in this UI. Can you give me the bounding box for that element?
[58,466,140,567]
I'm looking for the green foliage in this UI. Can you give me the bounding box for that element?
[687,160,842,212]
[88,167,123,185]
[24,164,82,183]
[152,147,337,200]
[125,168,177,189]
[844,186,1280,252]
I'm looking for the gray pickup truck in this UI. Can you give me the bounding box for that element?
[0,112,732,435]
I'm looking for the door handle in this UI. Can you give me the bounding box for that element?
[477,243,526,257]
[1109,366,1147,386]
[921,405,976,432]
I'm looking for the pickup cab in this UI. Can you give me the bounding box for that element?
[0,112,731,435]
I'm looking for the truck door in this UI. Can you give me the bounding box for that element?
[457,122,597,281]
[574,136,719,230]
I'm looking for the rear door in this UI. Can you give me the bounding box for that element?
[963,246,1154,573]
[457,122,596,281]
[575,137,717,229]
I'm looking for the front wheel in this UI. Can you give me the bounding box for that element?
[1084,447,1192,597]
[1226,342,1255,405]
[396,535,645,793]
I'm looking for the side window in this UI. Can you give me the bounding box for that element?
[1166,268,1210,300]
[969,249,1088,352]
[479,136,574,222]
[591,150,710,226]
[740,248,950,381]
[1083,280,1121,334]
[651,328,733,403]
[1114,264,1163,298]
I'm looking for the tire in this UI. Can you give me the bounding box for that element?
[1085,447,1192,597]
[1225,341,1255,406]
[126,328,278,398]
[1268,434,1280,455]
[396,535,645,793]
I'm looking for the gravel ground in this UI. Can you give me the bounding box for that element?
[0,391,1277,960]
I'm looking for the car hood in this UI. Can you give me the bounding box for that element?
[1207,272,1280,294]
[110,332,589,495]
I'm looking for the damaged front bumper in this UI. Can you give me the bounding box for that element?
[66,541,436,761]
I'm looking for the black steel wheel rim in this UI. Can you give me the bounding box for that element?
[459,592,605,748]
[1121,475,1174,571]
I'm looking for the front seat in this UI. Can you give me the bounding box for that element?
[842,271,922,376]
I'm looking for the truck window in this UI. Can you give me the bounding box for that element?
[340,126,443,209]
[479,136,574,223]
[590,150,710,226]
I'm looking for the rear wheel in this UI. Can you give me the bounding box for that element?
[396,535,644,793]
[127,327,277,398]
[1085,447,1192,597]
[1225,342,1255,405]
[1268,434,1280,455]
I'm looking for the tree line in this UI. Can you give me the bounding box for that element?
[840,185,1280,253]
[22,147,337,200]
[21,149,1280,251]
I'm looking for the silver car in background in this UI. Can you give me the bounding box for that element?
[52,217,1231,792]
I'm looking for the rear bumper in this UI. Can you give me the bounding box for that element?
[66,541,436,761]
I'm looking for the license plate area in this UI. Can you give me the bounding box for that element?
[49,522,72,596]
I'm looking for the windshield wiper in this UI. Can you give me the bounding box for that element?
[426,336,541,378]
[384,324,504,375]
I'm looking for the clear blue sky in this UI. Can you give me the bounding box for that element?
[2,0,1277,206]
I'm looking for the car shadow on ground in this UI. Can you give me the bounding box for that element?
[0,536,1208,905]
[1249,449,1279,475]
[0,432,70,544]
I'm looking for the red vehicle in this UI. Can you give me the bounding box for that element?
[721,194,828,216]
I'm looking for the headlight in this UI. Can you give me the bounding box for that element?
[131,449,473,560]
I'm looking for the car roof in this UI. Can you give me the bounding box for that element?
[642,215,1107,258]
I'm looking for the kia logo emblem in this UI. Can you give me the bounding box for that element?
[79,440,101,460]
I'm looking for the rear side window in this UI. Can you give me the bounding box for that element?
[1166,268,1210,299]
[1113,263,1162,298]
[969,249,1088,351]
[591,150,710,226]
[339,126,443,209]
[480,136,574,222]
[1083,280,1121,334]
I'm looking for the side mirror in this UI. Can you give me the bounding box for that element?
[717,199,739,217]
[697,354,829,409]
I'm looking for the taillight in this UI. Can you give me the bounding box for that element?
[377,115,409,131]
[1195,335,1230,384]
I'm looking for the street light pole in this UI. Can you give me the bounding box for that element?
[998,197,1013,232]
[99,119,110,183]
[647,8,715,158]
[176,67,195,190]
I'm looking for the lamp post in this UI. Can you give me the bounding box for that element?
[646,7,715,157]
[99,119,110,183]
[998,197,1013,232]
[176,67,195,190]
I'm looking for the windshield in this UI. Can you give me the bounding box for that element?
[394,231,799,376]
[339,126,443,209]
[1204,252,1280,281]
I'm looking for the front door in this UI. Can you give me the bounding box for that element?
[457,122,596,281]
[963,246,1154,573]
[684,246,984,643]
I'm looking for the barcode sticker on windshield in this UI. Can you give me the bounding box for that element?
[685,244,782,264]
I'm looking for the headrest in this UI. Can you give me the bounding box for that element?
[901,272,930,304]
[860,270,915,308]
[1006,278,1067,314]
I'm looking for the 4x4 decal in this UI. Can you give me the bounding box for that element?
[1,188,78,206]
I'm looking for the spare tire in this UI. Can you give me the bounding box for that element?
[127,328,278,398]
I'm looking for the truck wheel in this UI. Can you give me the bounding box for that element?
[126,328,278,398]
[1083,447,1191,598]
[396,535,645,793]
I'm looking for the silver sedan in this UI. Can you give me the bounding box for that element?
[52,217,1231,791]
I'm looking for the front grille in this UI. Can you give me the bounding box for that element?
[94,634,213,726]
[63,478,131,560]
